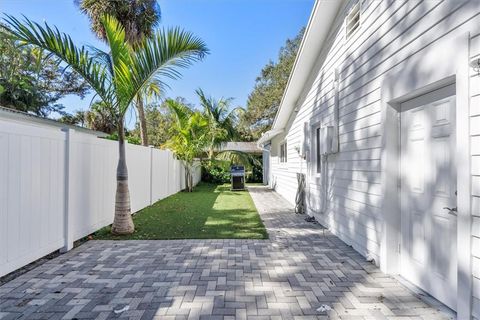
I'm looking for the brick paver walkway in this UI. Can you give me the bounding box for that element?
[0,187,453,320]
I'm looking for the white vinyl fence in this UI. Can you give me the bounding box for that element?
[0,116,200,277]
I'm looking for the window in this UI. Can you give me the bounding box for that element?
[280,142,287,163]
[316,127,321,173]
[345,2,360,40]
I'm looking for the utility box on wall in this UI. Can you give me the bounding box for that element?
[320,126,337,155]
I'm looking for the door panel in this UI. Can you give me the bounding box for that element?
[400,84,457,310]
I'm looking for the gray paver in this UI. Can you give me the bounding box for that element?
[0,187,454,319]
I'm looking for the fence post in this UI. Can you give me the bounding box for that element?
[149,146,154,205]
[61,128,74,253]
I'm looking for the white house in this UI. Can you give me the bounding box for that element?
[257,0,480,318]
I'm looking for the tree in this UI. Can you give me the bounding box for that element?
[129,98,192,147]
[244,28,304,138]
[77,0,162,146]
[58,101,117,134]
[164,99,209,192]
[58,110,87,126]
[3,14,208,234]
[0,26,89,117]
[196,88,243,159]
[84,101,117,134]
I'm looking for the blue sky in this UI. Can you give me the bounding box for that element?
[3,0,314,127]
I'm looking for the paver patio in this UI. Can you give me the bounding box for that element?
[0,187,454,320]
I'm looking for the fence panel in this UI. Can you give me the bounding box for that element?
[0,117,202,277]
[0,119,66,277]
[69,132,117,240]
[151,149,169,202]
[127,144,152,213]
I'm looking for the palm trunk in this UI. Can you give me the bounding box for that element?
[208,138,215,159]
[111,120,135,235]
[136,95,148,146]
[185,164,194,192]
[189,171,193,192]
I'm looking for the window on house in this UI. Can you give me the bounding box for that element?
[280,142,287,163]
[316,127,321,173]
[345,2,360,40]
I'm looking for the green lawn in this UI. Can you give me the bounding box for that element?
[94,183,268,240]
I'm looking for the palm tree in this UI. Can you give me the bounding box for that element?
[77,0,162,146]
[3,15,208,234]
[164,99,209,192]
[195,88,244,159]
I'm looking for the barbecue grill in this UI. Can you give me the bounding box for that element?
[230,165,245,190]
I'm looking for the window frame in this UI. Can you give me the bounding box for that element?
[279,141,288,164]
[315,127,322,174]
[310,122,322,177]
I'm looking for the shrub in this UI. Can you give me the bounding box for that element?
[202,163,230,184]
[246,158,263,183]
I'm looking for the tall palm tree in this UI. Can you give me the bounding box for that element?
[195,88,243,159]
[77,0,162,146]
[3,15,208,234]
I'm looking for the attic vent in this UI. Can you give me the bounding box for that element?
[345,2,360,40]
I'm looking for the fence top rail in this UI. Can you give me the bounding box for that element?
[0,106,108,137]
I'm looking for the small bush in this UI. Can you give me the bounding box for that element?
[105,132,141,145]
[246,158,263,183]
[202,164,230,184]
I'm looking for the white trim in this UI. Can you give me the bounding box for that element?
[308,120,322,180]
[380,32,471,317]
[456,32,472,320]
[270,0,345,132]
[314,126,322,175]
[257,129,284,147]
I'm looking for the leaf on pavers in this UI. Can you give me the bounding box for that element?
[113,305,129,314]
[316,304,332,313]
[16,298,32,307]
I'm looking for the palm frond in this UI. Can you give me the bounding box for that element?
[100,14,136,112]
[165,98,193,127]
[127,27,208,110]
[87,45,113,75]
[215,150,261,170]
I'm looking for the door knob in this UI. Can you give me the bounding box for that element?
[443,207,457,216]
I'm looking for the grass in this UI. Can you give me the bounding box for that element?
[94,183,268,240]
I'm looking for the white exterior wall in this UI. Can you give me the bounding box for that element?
[0,117,200,277]
[269,0,480,316]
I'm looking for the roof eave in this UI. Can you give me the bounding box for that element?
[271,0,345,132]
[257,128,284,147]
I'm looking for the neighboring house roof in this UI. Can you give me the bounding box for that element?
[0,106,109,137]
[257,0,345,146]
[217,142,262,154]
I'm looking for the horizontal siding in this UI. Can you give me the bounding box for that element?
[268,1,480,304]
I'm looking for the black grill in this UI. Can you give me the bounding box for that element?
[230,165,245,190]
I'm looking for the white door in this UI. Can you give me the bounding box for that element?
[400,84,457,310]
